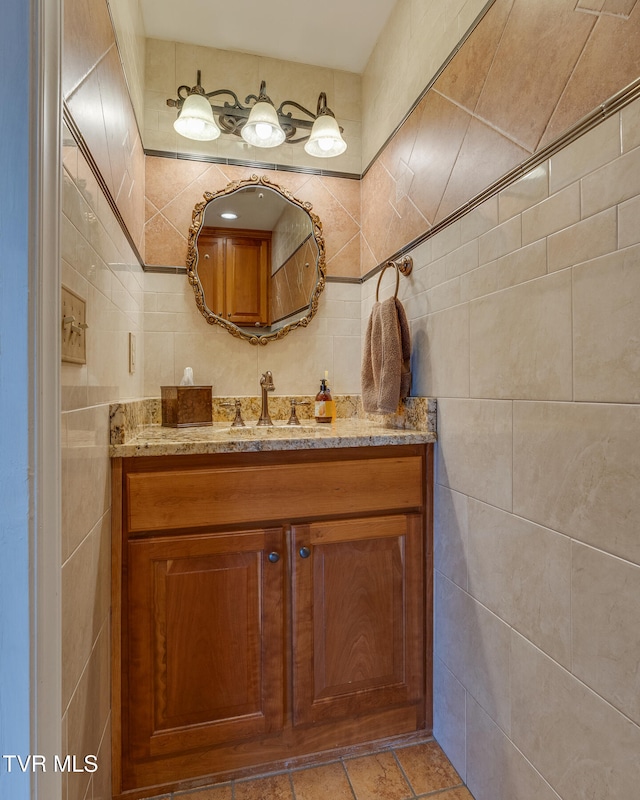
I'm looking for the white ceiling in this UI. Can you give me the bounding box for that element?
[139,0,398,74]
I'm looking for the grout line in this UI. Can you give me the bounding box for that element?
[340,756,361,800]
[414,786,468,798]
[288,769,296,800]
[390,748,418,798]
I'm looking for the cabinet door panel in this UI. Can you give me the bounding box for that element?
[226,236,269,326]
[196,233,225,317]
[292,515,424,726]
[127,529,284,759]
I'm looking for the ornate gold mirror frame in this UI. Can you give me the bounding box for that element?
[186,174,327,345]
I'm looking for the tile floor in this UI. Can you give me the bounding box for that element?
[152,739,475,800]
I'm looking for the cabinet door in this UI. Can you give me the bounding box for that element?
[196,232,226,317]
[226,235,270,326]
[126,528,284,760]
[291,515,424,726]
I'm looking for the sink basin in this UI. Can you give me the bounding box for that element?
[221,424,320,438]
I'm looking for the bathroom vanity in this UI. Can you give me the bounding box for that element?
[110,409,435,799]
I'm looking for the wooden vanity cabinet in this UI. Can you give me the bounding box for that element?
[112,445,433,799]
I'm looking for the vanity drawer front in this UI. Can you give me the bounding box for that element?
[126,455,423,533]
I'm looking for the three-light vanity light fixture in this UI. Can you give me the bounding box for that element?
[166,71,347,158]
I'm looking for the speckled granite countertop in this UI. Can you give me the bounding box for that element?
[109,396,436,457]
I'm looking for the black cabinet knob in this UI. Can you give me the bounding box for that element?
[268,551,280,563]
[299,546,311,559]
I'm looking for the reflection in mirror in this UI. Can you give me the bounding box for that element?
[187,175,326,344]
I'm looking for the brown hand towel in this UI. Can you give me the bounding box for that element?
[361,296,411,414]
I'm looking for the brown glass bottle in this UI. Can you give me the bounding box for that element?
[314,378,332,423]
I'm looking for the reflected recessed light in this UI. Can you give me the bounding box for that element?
[220,212,238,220]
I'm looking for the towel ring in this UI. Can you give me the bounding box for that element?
[375,256,413,301]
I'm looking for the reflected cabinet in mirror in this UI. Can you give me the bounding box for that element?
[187,175,326,344]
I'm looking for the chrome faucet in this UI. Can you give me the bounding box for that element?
[257,371,275,426]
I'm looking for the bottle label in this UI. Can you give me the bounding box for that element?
[315,400,326,417]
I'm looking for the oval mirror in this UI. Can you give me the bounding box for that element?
[187,175,326,344]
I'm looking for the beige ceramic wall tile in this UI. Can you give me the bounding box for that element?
[513,401,640,565]
[498,164,549,223]
[362,0,488,165]
[460,196,499,244]
[173,329,259,396]
[331,336,362,394]
[63,0,114,99]
[478,216,521,266]
[433,656,467,780]
[61,405,111,561]
[619,193,640,247]
[466,695,566,800]
[581,143,640,217]
[436,119,529,224]
[257,55,334,117]
[621,95,640,152]
[475,0,595,153]
[547,207,617,272]
[143,331,175,395]
[92,717,112,800]
[469,271,573,400]
[145,38,175,93]
[460,261,499,302]
[108,0,145,124]
[573,244,640,402]
[544,5,640,145]
[144,310,179,333]
[411,304,470,398]
[333,69,362,122]
[511,632,640,800]
[434,485,469,590]
[467,499,571,666]
[426,278,463,314]
[436,398,513,511]
[435,573,511,731]
[62,512,111,710]
[494,238,547,290]
[572,542,640,726]
[256,329,334,398]
[549,114,621,193]
[443,240,479,281]
[65,623,110,800]
[521,183,581,245]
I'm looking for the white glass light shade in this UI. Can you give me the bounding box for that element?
[173,93,220,141]
[241,101,286,148]
[304,114,347,158]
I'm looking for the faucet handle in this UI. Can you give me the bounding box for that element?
[260,370,275,391]
[287,399,310,426]
[221,399,246,427]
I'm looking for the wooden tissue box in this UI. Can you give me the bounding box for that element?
[161,386,212,428]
